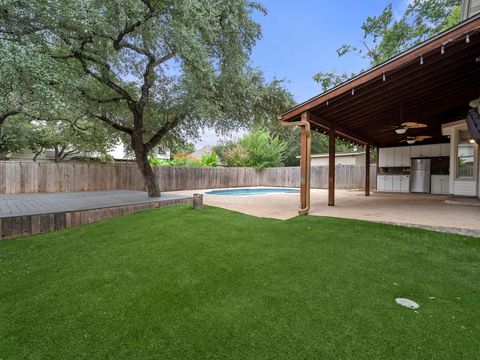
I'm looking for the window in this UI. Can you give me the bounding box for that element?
[456,130,475,178]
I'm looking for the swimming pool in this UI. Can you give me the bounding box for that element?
[206,188,300,196]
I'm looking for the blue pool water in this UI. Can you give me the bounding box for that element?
[206,188,300,196]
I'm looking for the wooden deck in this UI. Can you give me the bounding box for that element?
[0,190,192,240]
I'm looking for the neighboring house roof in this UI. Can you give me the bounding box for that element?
[296,152,366,159]
[189,145,214,160]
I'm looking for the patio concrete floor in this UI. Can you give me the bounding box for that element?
[174,187,480,237]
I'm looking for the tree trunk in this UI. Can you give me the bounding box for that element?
[54,146,60,163]
[132,134,160,197]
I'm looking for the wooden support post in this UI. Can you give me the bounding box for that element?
[365,144,370,196]
[300,124,308,211]
[376,147,380,191]
[328,127,335,206]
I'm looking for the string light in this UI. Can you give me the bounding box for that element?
[351,88,355,95]
[441,44,445,55]
[326,100,329,106]
[382,72,386,82]
[420,54,424,65]
[466,33,470,43]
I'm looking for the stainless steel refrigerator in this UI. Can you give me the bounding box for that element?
[410,158,431,193]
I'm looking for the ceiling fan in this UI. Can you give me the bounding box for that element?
[376,105,428,135]
[400,135,432,145]
[392,122,428,134]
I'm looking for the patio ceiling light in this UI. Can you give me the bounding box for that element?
[469,139,476,144]
[395,128,407,135]
[407,139,416,145]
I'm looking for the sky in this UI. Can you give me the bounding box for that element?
[193,0,411,149]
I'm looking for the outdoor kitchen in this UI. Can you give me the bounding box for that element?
[377,143,451,194]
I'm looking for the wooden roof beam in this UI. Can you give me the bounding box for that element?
[306,112,373,146]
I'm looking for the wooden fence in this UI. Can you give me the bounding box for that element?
[0,161,377,194]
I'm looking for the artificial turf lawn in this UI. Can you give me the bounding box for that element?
[0,205,479,360]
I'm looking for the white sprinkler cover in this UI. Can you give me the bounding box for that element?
[395,298,420,309]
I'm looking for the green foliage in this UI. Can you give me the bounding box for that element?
[314,0,461,89]
[219,131,287,169]
[0,117,32,158]
[200,151,218,167]
[0,0,286,155]
[97,153,115,165]
[149,152,217,167]
[25,119,118,162]
[148,156,164,167]
[312,71,357,92]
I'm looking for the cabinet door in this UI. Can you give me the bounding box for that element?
[431,177,441,194]
[430,144,441,157]
[441,178,449,194]
[401,176,410,192]
[419,145,431,157]
[392,176,401,191]
[377,176,384,190]
[393,147,402,167]
[410,145,421,158]
[385,176,393,191]
[440,143,450,157]
[379,149,387,167]
[386,148,395,167]
[401,147,411,166]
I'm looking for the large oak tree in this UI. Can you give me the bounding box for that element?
[1,0,288,196]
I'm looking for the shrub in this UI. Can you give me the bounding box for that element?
[222,131,286,169]
[200,151,218,167]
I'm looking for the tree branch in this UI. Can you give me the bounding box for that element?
[79,89,124,104]
[145,114,183,151]
[0,110,22,125]
[112,1,157,51]
[93,111,133,135]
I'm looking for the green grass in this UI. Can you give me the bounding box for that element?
[0,205,479,360]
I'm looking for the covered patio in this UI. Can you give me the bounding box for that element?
[279,15,480,212]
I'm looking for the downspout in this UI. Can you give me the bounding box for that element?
[281,117,311,215]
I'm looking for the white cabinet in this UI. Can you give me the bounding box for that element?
[394,147,411,167]
[380,147,410,167]
[392,175,401,190]
[431,175,449,194]
[430,143,450,157]
[384,176,393,191]
[379,143,450,169]
[400,175,410,192]
[378,149,386,167]
[377,175,393,191]
[379,148,395,167]
[377,175,409,192]
[440,143,450,156]
[411,144,431,157]
[377,175,385,190]
[430,144,441,157]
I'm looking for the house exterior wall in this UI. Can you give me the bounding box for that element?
[461,0,480,20]
[442,120,479,197]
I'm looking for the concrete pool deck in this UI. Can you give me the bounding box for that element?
[173,187,480,237]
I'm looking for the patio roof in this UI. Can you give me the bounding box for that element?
[280,14,480,148]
